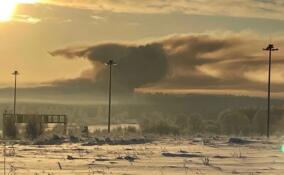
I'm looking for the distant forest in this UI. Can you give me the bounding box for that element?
[0,93,283,136]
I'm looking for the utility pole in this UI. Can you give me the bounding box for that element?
[3,71,19,175]
[105,60,117,133]
[263,44,278,138]
[12,70,19,118]
[3,142,6,175]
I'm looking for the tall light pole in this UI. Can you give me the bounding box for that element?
[263,44,278,138]
[12,70,19,118]
[105,60,117,133]
[3,142,6,175]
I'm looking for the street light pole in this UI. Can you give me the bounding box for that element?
[3,142,6,175]
[12,70,19,118]
[263,44,278,138]
[105,60,117,133]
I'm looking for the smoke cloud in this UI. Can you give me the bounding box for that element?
[51,43,168,93]
[50,33,284,96]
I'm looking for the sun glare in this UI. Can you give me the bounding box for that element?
[0,0,38,22]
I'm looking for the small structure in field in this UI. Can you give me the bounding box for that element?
[2,112,67,139]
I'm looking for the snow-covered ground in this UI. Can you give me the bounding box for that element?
[1,137,284,174]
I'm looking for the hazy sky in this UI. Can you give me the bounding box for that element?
[1,0,284,96]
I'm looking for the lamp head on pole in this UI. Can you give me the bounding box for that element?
[105,59,117,66]
[12,70,19,76]
[263,44,279,51]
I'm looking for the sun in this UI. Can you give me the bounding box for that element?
[0,1,16,22]
[0,0,38,22]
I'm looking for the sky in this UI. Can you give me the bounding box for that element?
[0,0,284,97]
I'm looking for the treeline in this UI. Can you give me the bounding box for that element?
[0,93,283,136]
[139,107,284,136]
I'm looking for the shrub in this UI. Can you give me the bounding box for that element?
[140,117,179,135]
[81,126,89,137]
[252,110,266,135]
[3,117,17,139]
[175,114,189,133]
[218,109,250,135]
[203,120,219,134]
[124,126,138,133]
[174,113,204,134]
[189,113,203,134]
